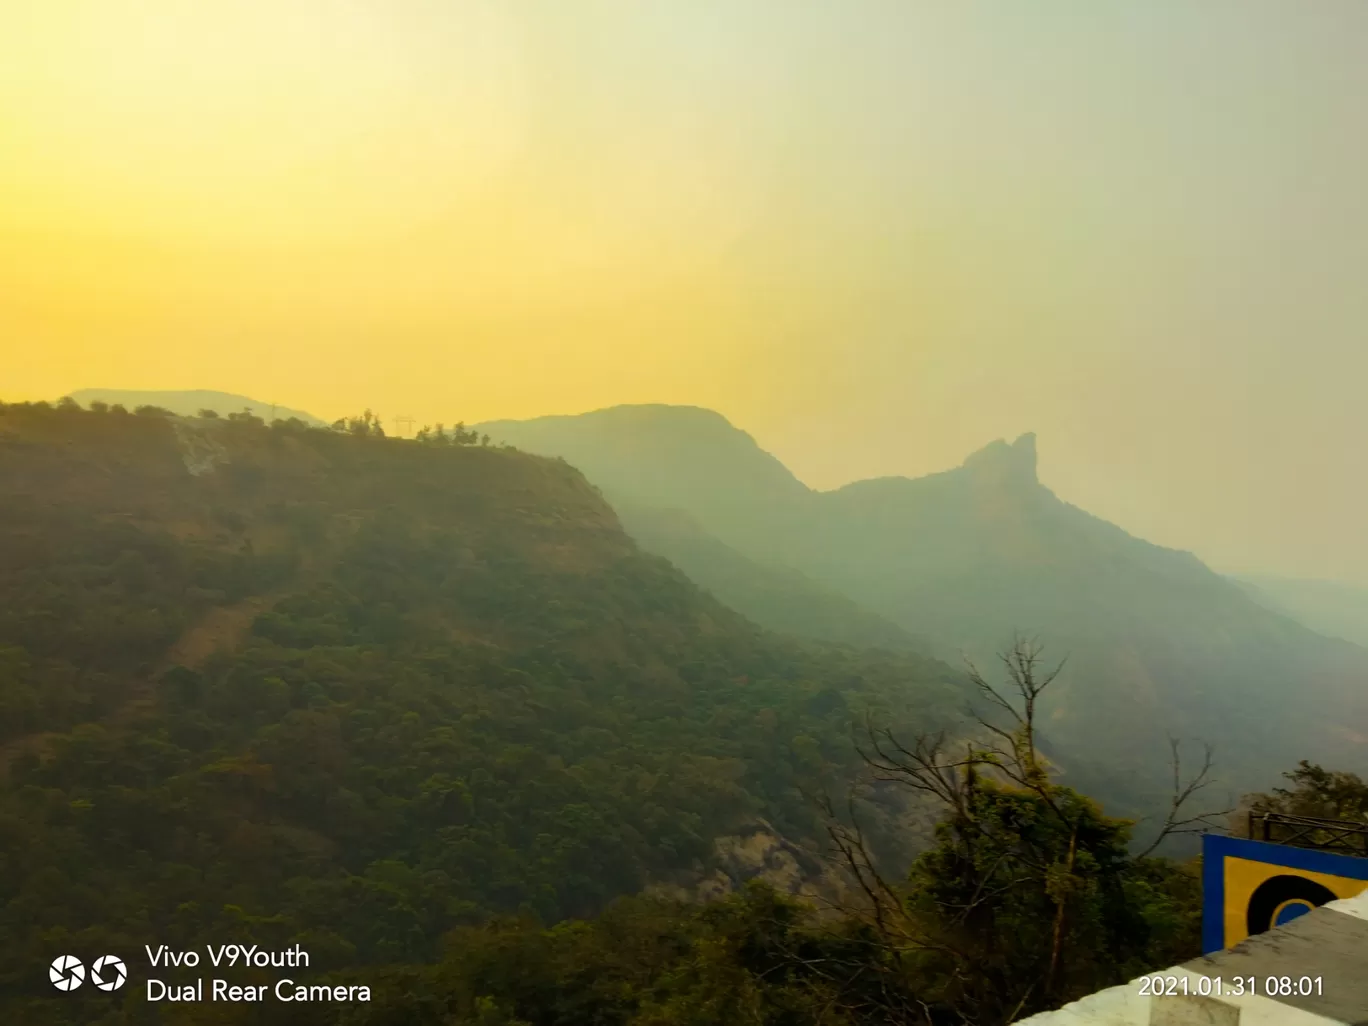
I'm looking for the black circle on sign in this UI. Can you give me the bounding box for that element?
[1245,874,1337,936]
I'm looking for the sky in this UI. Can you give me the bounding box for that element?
[2,1,1366,583]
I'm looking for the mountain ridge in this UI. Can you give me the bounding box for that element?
[477,403,1368,819]
[66,388,328,426]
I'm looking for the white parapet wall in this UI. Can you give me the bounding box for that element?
[1014,890,1368,1025]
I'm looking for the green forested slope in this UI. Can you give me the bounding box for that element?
[0,401,968,1025]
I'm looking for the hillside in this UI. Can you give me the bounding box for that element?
[66,388,327,426]
[479,406,1368,819]
[1235,574,1368,649]
[0,401,970,1024]
[615,502,920,651]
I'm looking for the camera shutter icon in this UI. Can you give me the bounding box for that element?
[50,956,85,992]
[91,955,127,992]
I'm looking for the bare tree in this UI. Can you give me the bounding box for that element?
[1133,737,1231,858]
[815,635,1229,1023]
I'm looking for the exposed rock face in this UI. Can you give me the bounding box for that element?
[648,821,848,907]
[708,826,810,897]
[659,790,942,908]
[171,418,230,476]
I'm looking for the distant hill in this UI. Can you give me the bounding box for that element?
[1235,575,1368,649]
[0,399,970,1013]
[480,405,1368,819]
[66,388,327,426]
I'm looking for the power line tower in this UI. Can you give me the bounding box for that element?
[393,415,415,438]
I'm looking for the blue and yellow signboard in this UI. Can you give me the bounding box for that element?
[1202,834,1368,953]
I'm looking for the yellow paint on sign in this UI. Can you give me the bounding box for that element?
[1223,855,1368,948]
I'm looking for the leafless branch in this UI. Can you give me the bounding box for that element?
[1134,737,1236,858]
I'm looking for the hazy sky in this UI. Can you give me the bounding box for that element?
[3,2,1365,583]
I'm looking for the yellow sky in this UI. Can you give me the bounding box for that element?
[3,2,1366,582]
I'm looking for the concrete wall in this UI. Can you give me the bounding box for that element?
[1014,891,1368,1025]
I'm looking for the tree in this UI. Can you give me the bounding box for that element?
[819,637,1216,1024]
[1247,761,1368,823]
[415,421,481,446]
[333,410,386,437]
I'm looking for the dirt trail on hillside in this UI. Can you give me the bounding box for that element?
[159,593,282,674]
[0,540,344,780]
[0,589,289,780]
[107,589,292,726]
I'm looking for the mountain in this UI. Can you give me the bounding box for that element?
[0,399,969,1021]
[484,406,922,649]
[479,406,1368,818]
[478,405,812,556]
[66,387,328,426]
[1235,575,1368,649]
[615,502,920,652]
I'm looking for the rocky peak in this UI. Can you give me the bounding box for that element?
[961,432,1039,487]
